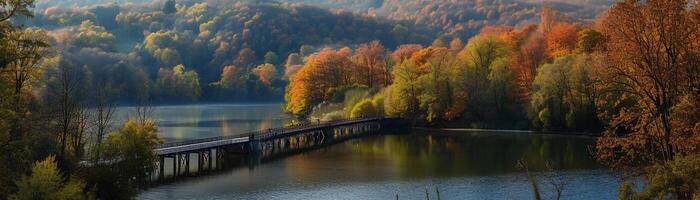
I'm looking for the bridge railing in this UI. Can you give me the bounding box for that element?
[156,117,384,149]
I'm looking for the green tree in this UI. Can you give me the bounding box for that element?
[264,51,279,64]
[93,119,162,199]
[385,60,422,120]
[0,0,34,24]
[619,155,700,200]
[10,156,90,200]
[0,0,45,197]
[486,57,517,115]
[371,91,385,116]
[531,56,572,130]
[2,29,50,198]
[458,34,515,123]
[71,20,116,51]
[2,28,49,145]
[530,54,601,131]
[416,48,464,123]
[155,64,201,101]
[576,28,604,54]
[154,48,182,67]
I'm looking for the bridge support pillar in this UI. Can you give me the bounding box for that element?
[185,153,190,175]
[322,127,335,143]
[173,154,178,177]
[175,154,179,176]
[197,151,202,173]
[215,148,222,169]
[208,149,212,171]
[248,140,261,156]
[159,156,164,181]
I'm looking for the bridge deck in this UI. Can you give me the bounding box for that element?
[154,117,383,155]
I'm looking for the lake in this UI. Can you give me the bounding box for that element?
[114,104,292,142]
[129,104,621,200]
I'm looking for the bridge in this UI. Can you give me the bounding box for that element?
[151,117,394,181]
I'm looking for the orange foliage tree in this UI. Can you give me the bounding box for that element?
[391,44,423,62]
[545,22,579,58]
[252,63,277,86]
[285,48,355,115]
[595,0,700,169]
[499,24,543,101]
[353,40,391,86]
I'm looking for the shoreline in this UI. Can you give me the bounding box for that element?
[412,127,601,137]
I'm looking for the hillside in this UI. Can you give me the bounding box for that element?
[16,0,613,103]
[20,0,432,103]
[283,0,612,37]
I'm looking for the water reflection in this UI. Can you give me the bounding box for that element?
[139,128,619,200]
[114,104,291,142]
[339,130,599,178]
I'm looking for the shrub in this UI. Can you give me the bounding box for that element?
[350,99,378,118]
[11,156,90,200]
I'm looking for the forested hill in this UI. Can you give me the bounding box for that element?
[16,0,611,104]
[279,0,613,38]
[19,0,432,103]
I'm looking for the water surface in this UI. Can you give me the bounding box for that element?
[130,104,620,199]
[115,104,291,142]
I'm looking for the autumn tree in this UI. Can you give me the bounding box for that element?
[218,65,247,89]
[508,25,544,101]
[431,36,447,48]
[284,53,304,79]
[285,48,354,115]
[545,22,579,58]
[596,0,700,169]
[236,48,256,69]
[484,24,544,102]
[252,63,277,86]
[539,4,570,34]
[391,44,423,62]
[353,40,390,86]
[448,37,464,54]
